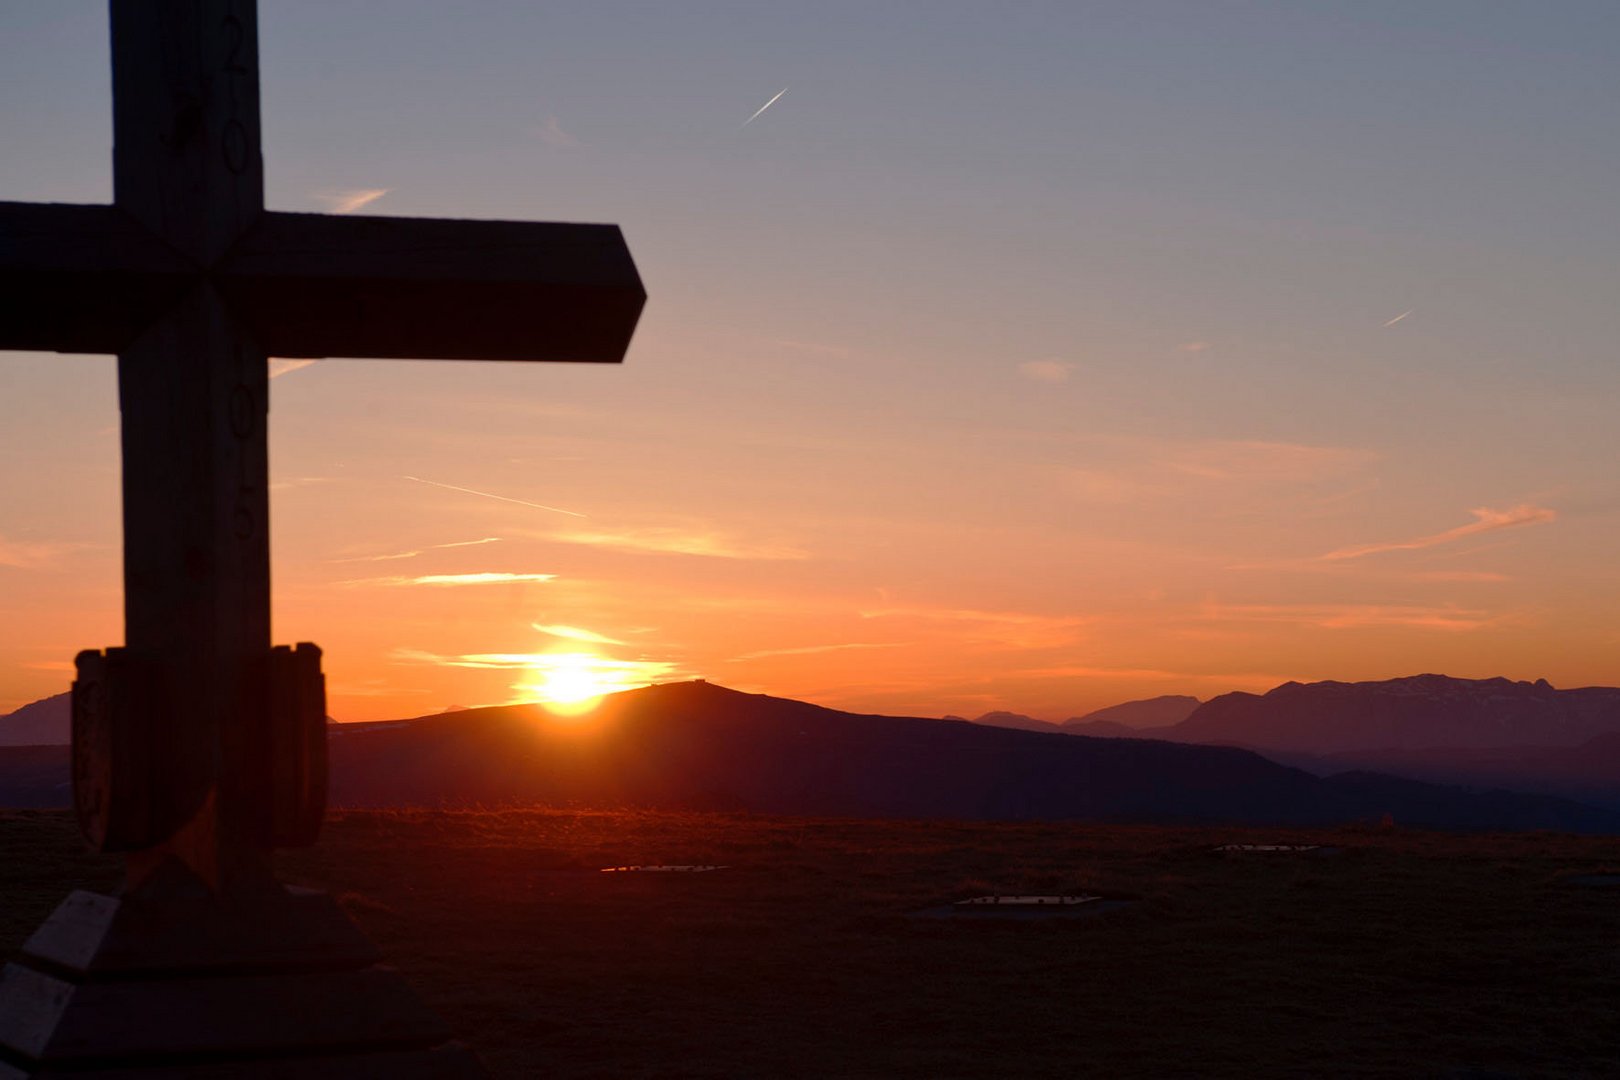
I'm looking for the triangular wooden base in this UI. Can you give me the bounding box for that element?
[0,863,486,1078]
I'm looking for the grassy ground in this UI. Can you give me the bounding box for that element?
[3,809,1618,1078]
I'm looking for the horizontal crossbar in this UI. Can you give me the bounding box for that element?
[0,203,645,363]
[0,202,192,354]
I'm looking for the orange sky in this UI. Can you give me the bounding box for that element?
[5,5,1620,720]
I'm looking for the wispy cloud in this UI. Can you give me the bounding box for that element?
[268,358,317,379]
[741,87,788,129]
[0,535,80,569]
[329,679,431,698]
[1062,437,1376,504]
[546,527,807,561]
[769,338,852,360]
[1177,341,1213,353]
[532,115,578,147]
[404,476,585,518]
[330,537,502,564]
[1321,504,1556,561]
[1165,440,1373,483]
[1407,570,1511,583]
[268,476,335,493]
[391,649,538,670]
[1205,601,1502,632]
[344,572,555,587]
[390,648,680,696]
[315,188,390,214]
[1017,360,1073,384]
[859,606,1087,649]
[332,549,424,564]
[1013,664,1297,687]
[533,624,626,646]
[729,642,904,662]
[1382,309,1413,328]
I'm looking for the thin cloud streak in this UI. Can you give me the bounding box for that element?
[268,476,335,493]
[390,649,681,692]
[268,358,317,379]
[331,550,424,564]
[1408,570,1511,583]
[729,642,904,662]
[1321,504,1556,561]
[859,606,1084,629]
[533,624,626,646]
[532,115,578,147]
[546,527,806,560]
[315,187,390,214]
[436,536,502,549]
[1063,437,1377,504]
[741,87,788,128]
[1015,664,1301,686]
[0,535,80,569]
[859,606,1087,649]
[330,537,503,564]
[404,476,585,518]
[1018,360,1072,384]
[1206,601,1501,632]
[1382,309,1413,327]
[343,572,555,587]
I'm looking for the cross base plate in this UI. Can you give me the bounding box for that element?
[0,861,486,1078]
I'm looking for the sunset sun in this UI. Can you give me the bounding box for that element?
[518,652,654,716]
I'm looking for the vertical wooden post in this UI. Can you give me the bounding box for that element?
[110,0,271,886]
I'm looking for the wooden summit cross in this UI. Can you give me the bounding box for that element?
[0,2,642,1074]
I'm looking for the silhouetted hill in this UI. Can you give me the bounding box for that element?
[1064,694,1200,731]
[0,692,69,747]
[1276,731,1620,811]
[320,681,1617,831]
[1169,674,1620,754]
[4,681,1615,830]
[965,710,1062,734]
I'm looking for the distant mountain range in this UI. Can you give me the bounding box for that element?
[0,691,68,747]
[961,695,1202,735]
[3,679,1614,831]
[4,675,1618,823]
[1169,674,1620,753]
[1067,694,1203,732]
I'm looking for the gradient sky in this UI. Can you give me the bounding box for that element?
[4,1,1620,721]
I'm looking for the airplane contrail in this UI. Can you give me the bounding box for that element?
[741,87,788,129]
[403,476,585,518]
[1382,309,1413,327]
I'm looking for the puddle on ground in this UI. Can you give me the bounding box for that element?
[1214,844,1341,855]
[1564,873,1620,888]
[910,894,1135,919]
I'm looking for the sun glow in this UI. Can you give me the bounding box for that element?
[516,651,666,717]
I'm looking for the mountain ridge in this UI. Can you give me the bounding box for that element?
[0,691,69,747]
[1167,673,1620,753]
[4,676,1618,824]
[247,680,1620,830]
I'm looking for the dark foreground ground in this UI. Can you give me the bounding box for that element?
[3,809,1618,1078]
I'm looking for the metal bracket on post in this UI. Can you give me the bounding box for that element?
[263,641,328,848]
[72,648,204,853]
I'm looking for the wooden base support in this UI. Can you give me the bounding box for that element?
[0,861,486,1077]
